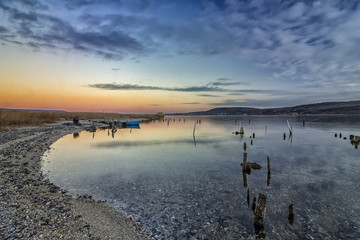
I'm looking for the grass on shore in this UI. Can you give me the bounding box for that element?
[0,110,164,131]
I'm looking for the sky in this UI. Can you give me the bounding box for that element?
[0,0,359,113]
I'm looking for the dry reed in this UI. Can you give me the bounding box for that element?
[0,110,164,131]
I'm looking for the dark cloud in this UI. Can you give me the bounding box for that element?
[11,11,38,21]
[181,102,200,105]
[88,83,282,99]
[1,0,359,98]
[197,94,220,97]
[209,79,249,87]
[0,25,8,33]
[64,0,122,10]
[88,83,224,92]
[0,1,147,59]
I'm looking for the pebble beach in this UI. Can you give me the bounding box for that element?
[0,122,150,239]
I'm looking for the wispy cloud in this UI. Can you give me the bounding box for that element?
[1,0,359,107]
[207,78,250,87]
[88,83,280,95]
[0,1,147,59]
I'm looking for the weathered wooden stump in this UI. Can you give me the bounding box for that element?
[242,152,247,166]
[254,193,267,226]
[240,127,244,135]
[267,171,271,186]
[288,203,294,225]
[242,171,248,187]
[247,188,250,207]
[252,196,256,211]
[254,193,267,239]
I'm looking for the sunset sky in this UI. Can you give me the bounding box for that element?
[1,0,359,113]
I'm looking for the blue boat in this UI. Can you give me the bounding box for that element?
[121,121,140,128]
[127,121,140,126]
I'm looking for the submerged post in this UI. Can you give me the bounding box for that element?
[247,188,250,207]
[193,122,197,137]
[252,196,256,211]
[254,193,267,239]
[287,120,293,136]
[267,156,271,186]
[242,152,248,187]
[254,194,267,226]
[240,121,244,135]
[288,203,294,225]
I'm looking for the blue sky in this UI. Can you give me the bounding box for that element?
[0,0,359,112]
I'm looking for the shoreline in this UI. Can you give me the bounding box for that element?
[0,121,150,239]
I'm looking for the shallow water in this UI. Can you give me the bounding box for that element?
[42,115,360,239]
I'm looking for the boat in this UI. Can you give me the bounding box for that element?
[127,121,140,126]
[120,121,140,128]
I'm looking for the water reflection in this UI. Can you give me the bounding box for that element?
[43,115,360,239]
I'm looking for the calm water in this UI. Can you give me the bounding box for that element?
[42,115,360,239]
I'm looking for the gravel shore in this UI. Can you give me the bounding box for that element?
[0,122,150,239]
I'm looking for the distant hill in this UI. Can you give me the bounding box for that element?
[1,108,66,113]
[174,100,360,115]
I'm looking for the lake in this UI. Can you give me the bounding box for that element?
[42,115,360,239]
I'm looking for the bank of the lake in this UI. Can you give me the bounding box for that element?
[0,121,150,239]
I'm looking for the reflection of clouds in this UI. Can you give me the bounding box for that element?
[94,138,218,148]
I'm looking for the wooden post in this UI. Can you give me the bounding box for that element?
[254,194,267,226]
[267,156,271,186]
[243,152,247,166]
[254,193,267,239]
[288,203,294,225]
[252,196,256,211]
[240,121,244,135]
[243,170,248,187]
[247,188,250,207]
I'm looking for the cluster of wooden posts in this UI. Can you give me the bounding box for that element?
[335,132,360,149]
[237,122,294,239]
